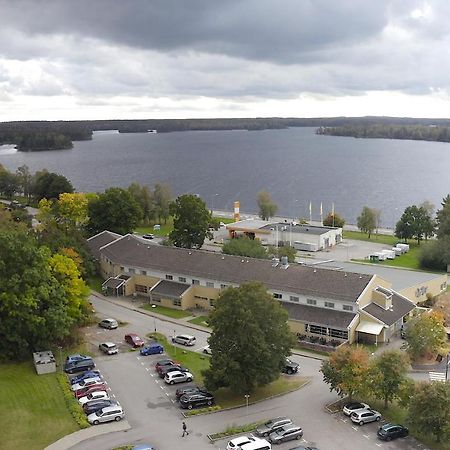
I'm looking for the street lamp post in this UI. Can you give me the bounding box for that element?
[244,394,250,415]
[211,193,219,214]
[152,304,157,333]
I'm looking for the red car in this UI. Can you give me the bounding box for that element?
[155,359,179,372]
[74,383,108,399]
[125,333,145,348]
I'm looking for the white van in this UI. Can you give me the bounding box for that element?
[172,334,196,346]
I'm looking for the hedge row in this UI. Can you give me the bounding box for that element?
[56,373,90,429]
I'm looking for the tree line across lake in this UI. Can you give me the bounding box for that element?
[3,116,450,150]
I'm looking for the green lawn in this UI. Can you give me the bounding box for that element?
[343,230,399,246]
[135,218,174,237]
[141,303,192,319]
[188,315,210,327]
[0,362,78,450]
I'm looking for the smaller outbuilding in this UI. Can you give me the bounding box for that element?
[33,351,56,375]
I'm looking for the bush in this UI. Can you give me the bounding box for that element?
[318,337,327,345]
[57,374,90,429]
[419,241,446,271]
[184,405,221,416]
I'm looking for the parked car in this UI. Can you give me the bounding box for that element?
[342,402,370,416]
[125,333,145,347]
[171,334,196,346]
[87,404,124,425]
[288,447,318,450]
[78,390,110,405]
[64,358,95,374]
[140,343,164,356]
[66,354,91,364]
[268,424,303,444]
[203,345,212,355]
[71,376,102,391]
[164,370,193,385]
[158,364,189,379]
[175,385,208,401]
[282,357,299,375]
[227,436,260,450]
[99,342,119,355]
[179,392,215,409]
[255,417,292,437]
[377,423,409,441]
[70,370,101,385]
[142,233,155,240]
[131,445,156,450]
[98,318,118,329]
[74,383,108,399]
[351,409,382,426]
[155,359,179,371]
[83,399,119,415]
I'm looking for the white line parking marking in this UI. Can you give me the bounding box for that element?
[165,392,170,397]
[339,418,347,423]
[155,380,159,384]
[363,434,370,439]
[352,426,359,431]
[160,385,164,390]
[171,399,175,403]
[136,356,140,360]
[146,368,149,371]
[149,373,154,377]
[376,443,383,447]
[140,362,145,366]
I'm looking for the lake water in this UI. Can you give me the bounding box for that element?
[1,127,449,226]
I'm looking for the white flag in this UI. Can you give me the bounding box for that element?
[309,202,312,215]
[320,202,323,216]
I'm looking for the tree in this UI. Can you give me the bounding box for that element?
[0,229,89,359]
[320,345,370,401]
[323,212,345,228]
[56,192,89,228]
[395,205,434,244]
[87,187,142,236]
[257,191,278,220]
[128,182,155,224]
[369,350,409,408]
[15,165,33,201]
[408,382,450,443]
[223,237,268,259]
[154,183,172,224]
[404,311,446,360]
[0,166,19,199]
[203,282,294,394]
[357,206,377,238]
[169,194,212,249]
[32,170,74,200]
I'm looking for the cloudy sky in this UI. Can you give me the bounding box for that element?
[0,0,448,120]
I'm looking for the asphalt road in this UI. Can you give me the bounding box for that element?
[71,296,428,450]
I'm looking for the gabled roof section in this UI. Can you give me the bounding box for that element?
[282,302,357,329]
[100,235,372,302]
[87,230,123,260]
[362,290,415,326]
[150,280,191,297]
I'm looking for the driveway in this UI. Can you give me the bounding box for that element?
[71,295,428,450]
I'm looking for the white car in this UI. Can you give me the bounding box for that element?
[164,370,193,385]
[71,376,102,391]
[78,390,109,405]
[202,345,212,355]
[343,401,370,416]
[227,435,260,450]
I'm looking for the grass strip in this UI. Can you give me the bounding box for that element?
[142,303,192,319]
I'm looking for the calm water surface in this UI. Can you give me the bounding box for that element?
[1,127,449,226]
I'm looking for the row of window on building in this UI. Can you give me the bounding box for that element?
[274,292,353,312]
[306,323,348,340]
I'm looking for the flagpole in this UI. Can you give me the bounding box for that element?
[309,202,312,224]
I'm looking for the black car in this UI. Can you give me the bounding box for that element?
[282,357,299,374]
[377,423,409,441]
[83,399,117,415]
[175,386,208,401]
[179,392,215,409]
[64,358,95,374]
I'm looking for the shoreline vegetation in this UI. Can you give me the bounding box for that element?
[2,116,450,151]
[316,124,450,143]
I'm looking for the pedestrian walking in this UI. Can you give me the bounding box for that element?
[182,421,189,437]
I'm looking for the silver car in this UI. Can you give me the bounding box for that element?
[268,424,303,444]
[87,405,124,425]
[255,417,292,437]
[99,342,118,355]
[351,409,382,426]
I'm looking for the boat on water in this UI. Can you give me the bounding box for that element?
[147,129,157,134]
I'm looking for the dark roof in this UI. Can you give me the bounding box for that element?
[282,302,357,329]
[362,292,415,326]
[100,235,372,302]
[261,223,339,235]
[151,280,191,297]
[87,231,122,259]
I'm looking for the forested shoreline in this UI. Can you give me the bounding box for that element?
[316,124,450,143]
[2,117,450,151]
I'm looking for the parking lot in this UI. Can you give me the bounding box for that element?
[71,295,433,450]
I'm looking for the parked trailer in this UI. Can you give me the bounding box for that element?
[371,252,387,261]
[392,247,403,256]
[396,243,410,252]
[381,249,396,259]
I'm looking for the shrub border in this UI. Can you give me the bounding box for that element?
[57,373,90,429]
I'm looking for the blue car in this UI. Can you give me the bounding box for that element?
[140,344,164,356]
[70,370,101,385]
